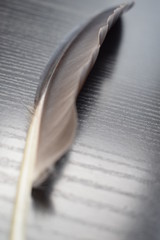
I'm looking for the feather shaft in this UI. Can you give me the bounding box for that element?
[10,96,44,240]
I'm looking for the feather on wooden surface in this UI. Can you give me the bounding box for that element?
[10,3,134,240]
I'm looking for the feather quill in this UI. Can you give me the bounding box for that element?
[10,2,134,240]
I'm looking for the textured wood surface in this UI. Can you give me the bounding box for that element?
[1,0,160,240]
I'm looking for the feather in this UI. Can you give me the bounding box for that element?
[10,2,134,240]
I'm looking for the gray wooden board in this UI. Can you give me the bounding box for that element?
[0,0,160,239]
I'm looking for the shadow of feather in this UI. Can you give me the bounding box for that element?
[32,154,69,211]
[77,18,123,124]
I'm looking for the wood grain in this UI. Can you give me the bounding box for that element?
[1,0,160,240]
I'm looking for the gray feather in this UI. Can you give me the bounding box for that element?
[33,2,134,186]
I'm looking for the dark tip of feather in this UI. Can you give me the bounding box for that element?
[32,174,54,211]
[32,189,53,212]
[32,154,69,211]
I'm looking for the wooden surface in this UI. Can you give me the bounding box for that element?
[1,0,160,239]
